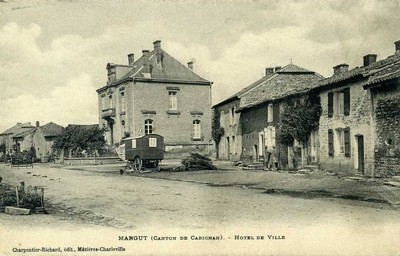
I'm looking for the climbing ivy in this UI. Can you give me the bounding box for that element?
[212,109,225,159]
[278,93,322,145]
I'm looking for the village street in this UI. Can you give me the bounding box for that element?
[0,162,400,255]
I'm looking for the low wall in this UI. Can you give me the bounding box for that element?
[55,157,121,165]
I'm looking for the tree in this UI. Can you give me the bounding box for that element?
[278,94,322,145]
[52,125,106,157]
[211,110,225,159]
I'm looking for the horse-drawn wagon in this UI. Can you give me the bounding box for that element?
[117,134,164,174]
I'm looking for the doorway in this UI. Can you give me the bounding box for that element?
[356,135,365,174]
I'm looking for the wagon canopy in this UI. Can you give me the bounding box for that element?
[123,134,164,161]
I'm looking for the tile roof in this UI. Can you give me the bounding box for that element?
[237,64,323,111]
[39,122,64,137]
[0,122,35,136]
[363,55,400,88]
[321,54,400,87]
[66,124,99,130]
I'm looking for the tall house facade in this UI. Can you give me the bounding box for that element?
[317,41,400,177]
[96,41,212,153]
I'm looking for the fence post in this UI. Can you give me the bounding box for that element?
[15,187,19,207]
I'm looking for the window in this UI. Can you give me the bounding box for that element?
[169,91,178,110]
[144,119,153,134]
[328,88,350,118]
[267,103,273,122]
[193,120,201,139]
[149,138,157,147]
[336,129,345,153]
[333,128,351,157]
[120,91,125,112]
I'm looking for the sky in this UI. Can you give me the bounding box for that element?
[0,0,400,132]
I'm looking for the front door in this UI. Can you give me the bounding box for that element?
[357,136,365,174]
[226,137,230,160]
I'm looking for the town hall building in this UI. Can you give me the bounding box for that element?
[96,40,213,153]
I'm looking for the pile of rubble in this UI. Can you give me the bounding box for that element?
[174,153,217,171]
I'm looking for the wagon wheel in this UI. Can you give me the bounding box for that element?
[133,157,143,173]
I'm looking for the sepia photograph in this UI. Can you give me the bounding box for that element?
[0,0,399,255]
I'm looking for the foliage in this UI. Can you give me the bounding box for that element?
[181,153,217,171]
[52,125,106,155]
[211,110,225,158]
[0,143,5,153]
[278,94,322,145]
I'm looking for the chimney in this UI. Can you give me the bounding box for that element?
[333,63,349,75]
[153,40,164,68]
[187,61,193,70]
[128,53,135,65]
[153,40,161,52]
[35,121,40,128]
[142,50,150,57]
[266,67,274,76]
[274,66,282,72]
[395,40,400,55]
[363,54,377,67]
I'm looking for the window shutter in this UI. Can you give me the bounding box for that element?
[344,128,351,157]
[273,103,280,123]
[343,88,350,116]
[328,92,333,118]
[328,129,334,157]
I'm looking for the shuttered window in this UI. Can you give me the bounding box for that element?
[328,129,334,157]
[344,128,351,157]
[343,88,350,116]
[328,92,333,118]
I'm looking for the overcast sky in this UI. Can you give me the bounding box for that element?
[0,0,399,132]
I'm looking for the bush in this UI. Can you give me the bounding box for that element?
[181,153,217,171]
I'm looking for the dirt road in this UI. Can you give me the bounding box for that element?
[0,163,399,256]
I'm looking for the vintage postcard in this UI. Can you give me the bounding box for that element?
[0,0,400,255]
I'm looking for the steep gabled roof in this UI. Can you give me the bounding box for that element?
[0,122,35,136]
[237,64,323,111]
[97,42,211,92]
[39,122,64,137]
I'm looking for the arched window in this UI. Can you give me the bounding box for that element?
[144,119,153,135]
[193,120,201,139]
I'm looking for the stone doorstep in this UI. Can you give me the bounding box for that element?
[4,206,31,215]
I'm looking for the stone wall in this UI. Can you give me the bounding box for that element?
[214,99,241,160]
[319,80,375,176]
[371,82,400,177]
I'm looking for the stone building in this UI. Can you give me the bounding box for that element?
[0,122,35,154]
[212,96,241,161]
[317,40,400,177]
[363,41,400,177]
[32,122,64,159]
[11,122,63,159]
[96,40,212,153]
[236,64,323,169]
